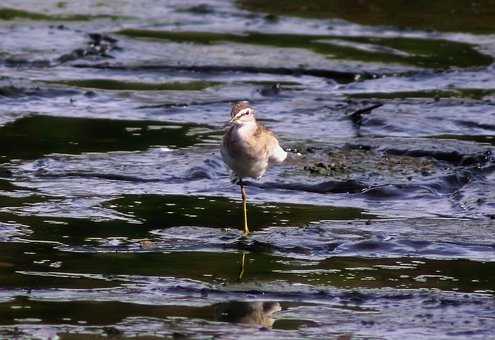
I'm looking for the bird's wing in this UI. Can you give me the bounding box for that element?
[269,139,287,164]
[254,123,287,164]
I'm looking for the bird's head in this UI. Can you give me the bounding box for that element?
[229,101,256,126]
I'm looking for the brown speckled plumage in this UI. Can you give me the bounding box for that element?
[221,101,287,234]
[221,101,286,179]
[230,101,251,118]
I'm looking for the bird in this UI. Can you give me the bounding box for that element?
[221,101,287,235]
[215,300,281,327]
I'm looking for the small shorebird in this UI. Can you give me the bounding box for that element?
[221,101,287,235]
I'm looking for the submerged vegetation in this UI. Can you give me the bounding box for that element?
[118,29,492,69]
[52,79,219,91]
[239,0,495,33]
[0,6,118,21]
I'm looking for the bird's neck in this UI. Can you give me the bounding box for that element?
[233,120,257,140]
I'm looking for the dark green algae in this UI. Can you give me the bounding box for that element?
[0,7,119,21]
[117,29,492,69]
[105,194,372,230]
[51,79,218,91]
[346,89,495,101]
[0,115,216,162]
[238,0,495,34]
[2,240,494,294]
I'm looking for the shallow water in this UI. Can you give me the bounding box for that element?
[1,1,495,339]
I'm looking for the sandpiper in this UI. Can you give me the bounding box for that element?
[221,101,287,235]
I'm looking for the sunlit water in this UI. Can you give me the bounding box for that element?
[1,1,494,339]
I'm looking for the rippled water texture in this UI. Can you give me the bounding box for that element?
[1,0,495,339]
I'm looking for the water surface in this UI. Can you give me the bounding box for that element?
[1,0,494,339]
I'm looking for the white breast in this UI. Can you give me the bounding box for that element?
[221,146,268,179]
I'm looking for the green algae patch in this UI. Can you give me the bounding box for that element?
[0,115,212,161]
[0,7,118,21]
[346,89,495,100]
[0,7,55,20]
[117,29,492,69]
[106,194,373,230]
[52,79,218,91]
[430,134,495,146]
[238,0,495,34]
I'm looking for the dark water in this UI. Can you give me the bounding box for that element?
[1,1,495,339]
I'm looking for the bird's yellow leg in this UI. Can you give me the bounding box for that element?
[240,181,249,235]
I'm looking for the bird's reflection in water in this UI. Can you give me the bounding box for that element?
[220,252,280,328]
[238,251,247,280]
[215,301,281,328]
